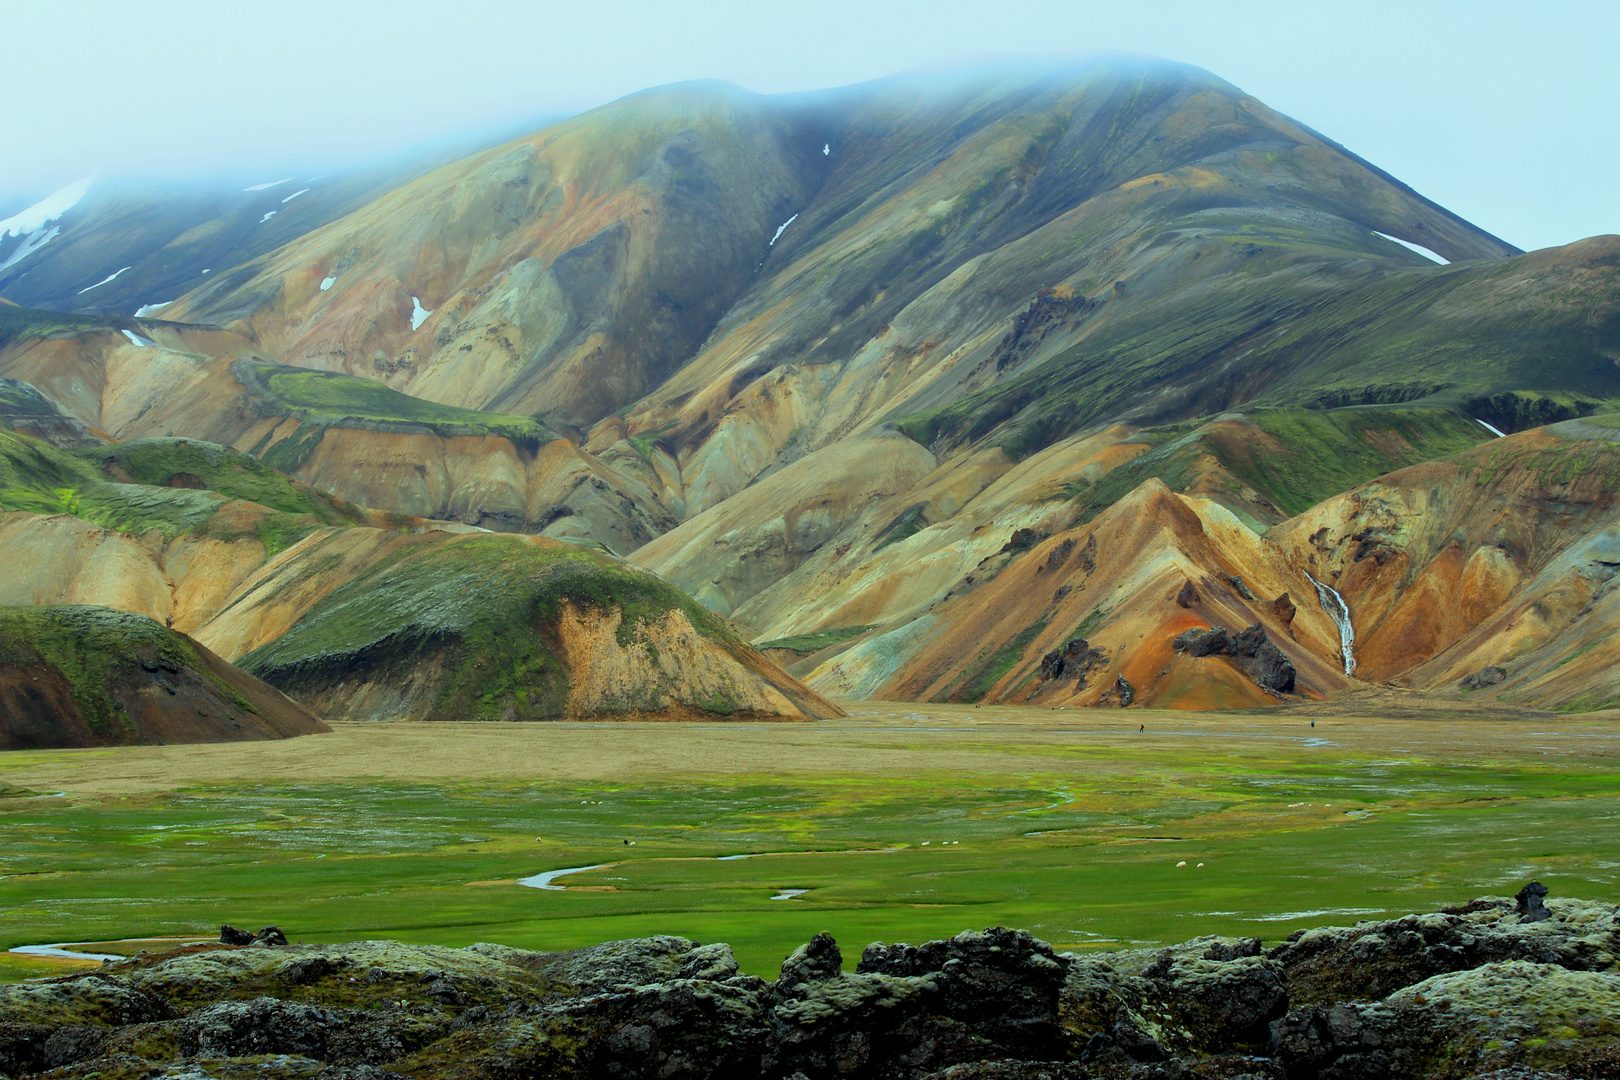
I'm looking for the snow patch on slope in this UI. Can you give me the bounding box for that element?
[0,226,59,273]
[1373,231,1450,265]
[78,266,132,294]
[0,178,92,238]
[134,300,172,317]
[769,214,798,246]
[411,296,432,330]
[281,188,310,204]
[243,178,292,192]
[0,177,92,272]
[320,277,336,291]
[260,211,277,223]
[1476,418,1507,438]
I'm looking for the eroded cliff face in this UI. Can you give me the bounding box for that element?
[1272,421,1620,712]
[807,479,1351,710]
[555,602,822,720]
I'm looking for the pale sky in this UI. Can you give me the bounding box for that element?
[3,0,1615,251]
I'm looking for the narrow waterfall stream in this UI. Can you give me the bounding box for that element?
[1306,573,1357,676]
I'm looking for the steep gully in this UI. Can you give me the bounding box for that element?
[1306,573,1357,676]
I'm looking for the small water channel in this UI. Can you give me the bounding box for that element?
[9,942,123,962]
[516,863,614,890]
[518,848,906,891]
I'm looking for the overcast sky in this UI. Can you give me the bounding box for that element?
[3,0,1614,251]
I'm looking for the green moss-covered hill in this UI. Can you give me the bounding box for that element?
[1064,404,1494,529]
[0,605,328,749]
[237,531,842,722]
[891,236,1620,463]
[0,427,376,555]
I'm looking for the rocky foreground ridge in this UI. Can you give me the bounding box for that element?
[2,887,1615,1079]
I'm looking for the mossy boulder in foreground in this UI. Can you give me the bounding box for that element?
[0,605,329,749]
[0,891,1615,1078]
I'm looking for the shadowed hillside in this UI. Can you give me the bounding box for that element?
[0,605,328,749]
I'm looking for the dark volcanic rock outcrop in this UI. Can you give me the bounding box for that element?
[1039,639,1108,687]
[1173,621,1297,694]
[1,894,1616,1079]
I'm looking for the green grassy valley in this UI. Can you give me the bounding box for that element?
[1,708,1614,980]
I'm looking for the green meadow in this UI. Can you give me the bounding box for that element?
[1,709,1617,982]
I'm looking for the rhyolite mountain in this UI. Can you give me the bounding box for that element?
[2,55,1618,718]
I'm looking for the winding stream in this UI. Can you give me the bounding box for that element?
[518,848,907,891]
[1306,573,1357,676]
[9,942,123,962]
[516,863,613,890]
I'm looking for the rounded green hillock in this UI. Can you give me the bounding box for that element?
[0,606,247,732]
[239,535,741,721]
[0,429,328,555]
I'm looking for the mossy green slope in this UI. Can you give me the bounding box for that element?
[0,605,327,749]
[0,379,61,416]
[238,532,758,721]
[896,237,1620,462]
[0,606,211,732]
[1067,405,1492,527]
[0,428,336,555]
[77,436,366,522]
[0,303,119,350]
[236,360,551,443]
[755,625,874,656]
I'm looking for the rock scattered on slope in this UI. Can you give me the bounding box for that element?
[1460,666,1508,690]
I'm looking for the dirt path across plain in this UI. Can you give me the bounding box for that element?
[1,701,1617,796]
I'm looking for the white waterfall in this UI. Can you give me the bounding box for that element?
[1307,573,1357,676]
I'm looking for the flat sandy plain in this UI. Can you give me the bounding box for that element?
[2,699,1617,980]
